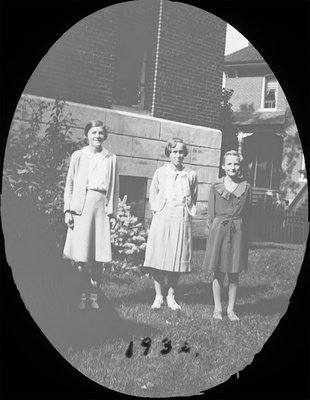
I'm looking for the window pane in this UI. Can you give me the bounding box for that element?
[255,157,272,187]
[243,133,282,189]
[264,76,277,109]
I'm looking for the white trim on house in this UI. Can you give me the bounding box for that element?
[222,71,226,88]
[151,0,163,116]
[299,154,307,182]
[259,74,278,111]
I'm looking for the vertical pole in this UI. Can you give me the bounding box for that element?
[151,0,163,116]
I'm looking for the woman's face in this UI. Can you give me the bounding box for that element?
[169,142,186,168]
[222,155,241,178]
[87,126,105,150]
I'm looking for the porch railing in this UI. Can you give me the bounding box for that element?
[249,210,309,244]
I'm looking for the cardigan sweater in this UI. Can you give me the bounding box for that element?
[149,164,198,216]
[63,147,119,217]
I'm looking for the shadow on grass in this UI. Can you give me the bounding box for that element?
[248,241,303,251]
[52,263,161,353]
[236,295,290,317]
[238,284,272,300]
[110,281,214,307]
[113,281,273,308]
[1,194,160,356]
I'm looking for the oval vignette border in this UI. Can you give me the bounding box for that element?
[1,1,309,399]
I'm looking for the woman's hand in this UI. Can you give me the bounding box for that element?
[65,212,74,229]
[204,223,210,237]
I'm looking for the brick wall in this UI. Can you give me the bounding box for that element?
[153,2,226,129]
[24,8,118,108]
[23,2,225,130]
[118,1,159,112]
[226,74,287,112]
[226,77,263,111]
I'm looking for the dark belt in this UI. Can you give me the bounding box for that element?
[218,215,241,243]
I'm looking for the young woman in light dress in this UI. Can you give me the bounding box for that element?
[63,120,119,310]
[143,138,198,310]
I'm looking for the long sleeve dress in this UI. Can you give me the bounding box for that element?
[63,146,119,263]
[203,178,251,273]
[143,164,198,273]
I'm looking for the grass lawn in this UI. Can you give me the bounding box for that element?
[67,243,306,397]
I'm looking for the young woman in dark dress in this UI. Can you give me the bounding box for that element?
[203,150,251,321]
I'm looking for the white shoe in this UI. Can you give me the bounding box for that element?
[90,294,100,310]
[151,295,164,309]
[167,295,181,310]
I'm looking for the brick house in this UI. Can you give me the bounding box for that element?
[224,45,307,208]
[12,0,226,236]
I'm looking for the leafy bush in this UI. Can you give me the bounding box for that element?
[3,96,149,274]
[3,97,80,235]
[106,196,148,277]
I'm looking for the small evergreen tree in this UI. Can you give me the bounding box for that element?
[107,196,148,276]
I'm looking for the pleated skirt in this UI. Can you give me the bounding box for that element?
[143,203,192,272]
[63,190,111,263]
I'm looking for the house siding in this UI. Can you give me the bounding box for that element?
[226,77,263,111]
[224,57,305,204]
[226,76,287,113]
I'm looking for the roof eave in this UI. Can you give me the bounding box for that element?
[225,61,266,68]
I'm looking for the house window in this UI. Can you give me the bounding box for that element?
[119,176,147,220]
[299,154,307,182]
[243,133,283,189]
[262,75,278,110]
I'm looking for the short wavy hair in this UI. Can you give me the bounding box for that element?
[164,137,188,158]
[222,150,242,165]
[84,120,108,141]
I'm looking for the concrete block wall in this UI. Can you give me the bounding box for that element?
[11,94,222,236]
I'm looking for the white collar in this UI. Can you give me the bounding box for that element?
[83,146,109,160]
[166,163,188,176]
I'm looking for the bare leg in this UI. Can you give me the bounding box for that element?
[212,271,225,319]
[90,261,103,291]
[152,269,165,309]
[154,279,163,297]
[212,279,222,312]
[76,262,89,309]
[167,272,181,310]
[227,273,239,321]
[88,262,102,309]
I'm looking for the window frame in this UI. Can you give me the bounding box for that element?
[299,154,307,182]
[260,74,278,111]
